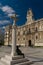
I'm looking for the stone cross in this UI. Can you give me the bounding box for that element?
[10,14,18,56]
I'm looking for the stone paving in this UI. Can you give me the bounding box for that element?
[0,46,43,65]
[20,47,43,65]
[0,46,11,58]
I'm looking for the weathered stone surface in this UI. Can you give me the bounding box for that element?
[5,55,23,60]
[0,60,7,65]
[0,55,30,65]
[1,57,28,64]
[11,58,28,65]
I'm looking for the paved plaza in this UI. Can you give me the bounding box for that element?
[0,46,43,65]
[20,47,43,65]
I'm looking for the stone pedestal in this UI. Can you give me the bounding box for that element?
[0,54,32,65]
[1,55,24,65]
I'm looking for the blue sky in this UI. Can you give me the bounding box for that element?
[0,0,43,27]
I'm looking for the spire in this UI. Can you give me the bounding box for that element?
[27,8,33,17]
[26,8,34,25]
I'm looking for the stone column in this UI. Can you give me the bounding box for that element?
[11,23,17,56]
[11,14,17,56]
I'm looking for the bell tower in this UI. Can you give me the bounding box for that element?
[26,8,34,25]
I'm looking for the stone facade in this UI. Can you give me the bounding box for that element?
[4,25,12,45]
[4,9,43,46]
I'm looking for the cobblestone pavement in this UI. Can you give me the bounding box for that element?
[0,46,43,65]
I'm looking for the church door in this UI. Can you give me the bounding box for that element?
[28,40,31,46]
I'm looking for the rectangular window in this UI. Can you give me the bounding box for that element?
[23,31,25,35]
[18,32,20,35]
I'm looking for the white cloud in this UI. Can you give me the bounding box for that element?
[0,20,10,25]
[0,3,16,17]
[2,26,5,29]
[0,3,15,26]
[2,20,10,23]
[8,13,14,17]
[2,6,14,13]
[1,5,15,17]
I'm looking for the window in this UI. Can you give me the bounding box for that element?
[23,31,25,35]
[35,27,38,31]
[36,36,38,39]
[26,28,31,35]
[23,38,25,40]
[18,38,20,40]
[6,33,8,35]
[18,32,20,35]
[29,28,31,33]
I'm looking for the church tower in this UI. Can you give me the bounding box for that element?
[26,8,34,25]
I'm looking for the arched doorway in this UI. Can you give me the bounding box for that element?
[28,40,31,46]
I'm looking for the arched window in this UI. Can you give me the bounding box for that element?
[29,28,31,33]
[36,35,38,39]
[35,27,38,31]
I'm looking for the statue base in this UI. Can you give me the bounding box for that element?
[0,54,32,65]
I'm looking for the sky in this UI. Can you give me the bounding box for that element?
[0,0,43,27]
